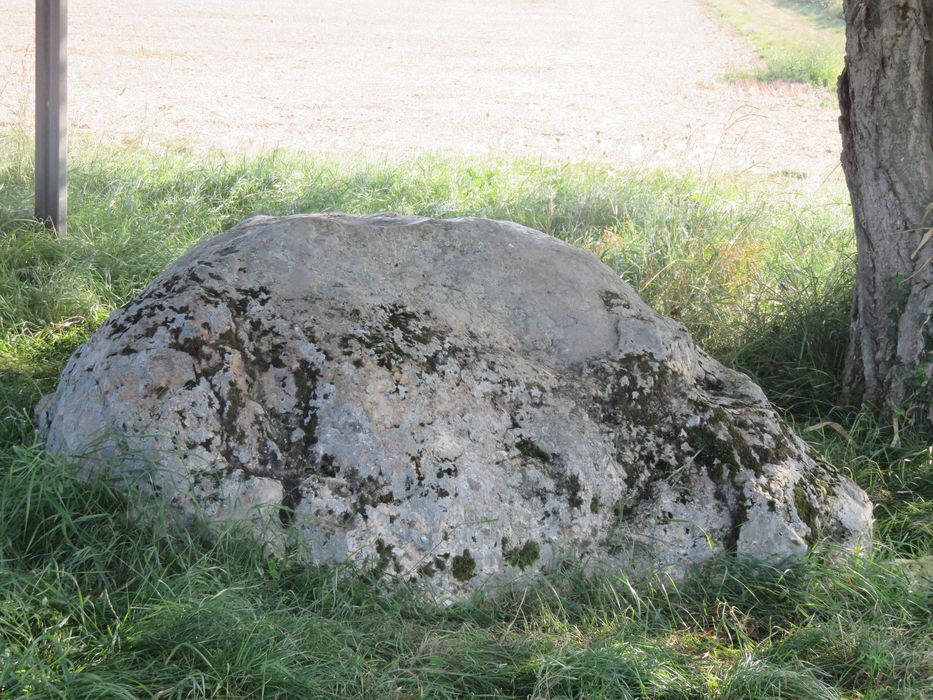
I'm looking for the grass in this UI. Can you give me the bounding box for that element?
[1,133,931,698]
[703,0,846,89]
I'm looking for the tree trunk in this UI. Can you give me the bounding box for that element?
[838,0,933,430]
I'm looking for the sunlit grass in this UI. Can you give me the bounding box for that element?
[704,0,846,89]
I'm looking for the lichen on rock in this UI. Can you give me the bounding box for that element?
[38,214,873,601]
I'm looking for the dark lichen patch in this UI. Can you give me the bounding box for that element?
[590,496,601,514]
[411,454,425,485]
[319,453,339,478]
[340,303,483,377]
[293,359,321,422]
[685,425,739,476]
[702,373,725,391]
[279,475,303,527]
[342,304,445,372]
[684,411,796,486]
[360,487,394,510]
[566,473,584,509]
[623,462,642,494]
[220,382,246,450]
[528,448,587,511]
[329,468,396,518]
[261,338,289,369]
[249,355,323,477]
[418,554,449,578]
[451,549,476,582]
[230,285,272,316]
[503,539,540,570]
[372,538,402,577]
[794,482,821,547]
[380,303,437,345]
[515,437,551,463]
[91,275,338,521]
[584,355,674,428]
[160,312,309,482]
[105,288,187,339]
[353,329,409,371]
[600,289,631,310]
[727,421,793,471]
[167,325,212,360]
[724,498,749,554]
[424,350,446,373]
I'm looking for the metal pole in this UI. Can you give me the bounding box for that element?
[35,0,67,236]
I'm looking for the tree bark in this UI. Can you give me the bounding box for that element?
[838,0,933,429]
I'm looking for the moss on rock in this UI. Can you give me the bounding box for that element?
[451,549,476,582]
[503,539,540,570]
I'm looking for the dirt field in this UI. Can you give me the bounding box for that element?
[1,0,841,178]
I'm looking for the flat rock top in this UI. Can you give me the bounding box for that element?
[0,0,839,178]
[162,214,685,369]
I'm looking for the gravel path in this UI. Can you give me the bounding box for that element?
[0,0,841,178]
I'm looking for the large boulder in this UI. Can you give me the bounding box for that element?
[38,214,871,600]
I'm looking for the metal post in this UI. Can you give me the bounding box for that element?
[35,0,67,236]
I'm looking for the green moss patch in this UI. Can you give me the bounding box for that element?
[503,540,541,570]
[451,549,476,582]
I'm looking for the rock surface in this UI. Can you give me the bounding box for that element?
[38,214,872,600]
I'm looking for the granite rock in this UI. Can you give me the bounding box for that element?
[38,214,872,600]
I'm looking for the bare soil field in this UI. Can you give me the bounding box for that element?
[1,0,841,178]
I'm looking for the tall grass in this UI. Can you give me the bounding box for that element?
[1,135,931,698]
[1,135,855,414]
[704,0,846,89]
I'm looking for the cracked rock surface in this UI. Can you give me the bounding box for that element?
[38,214,872,600]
